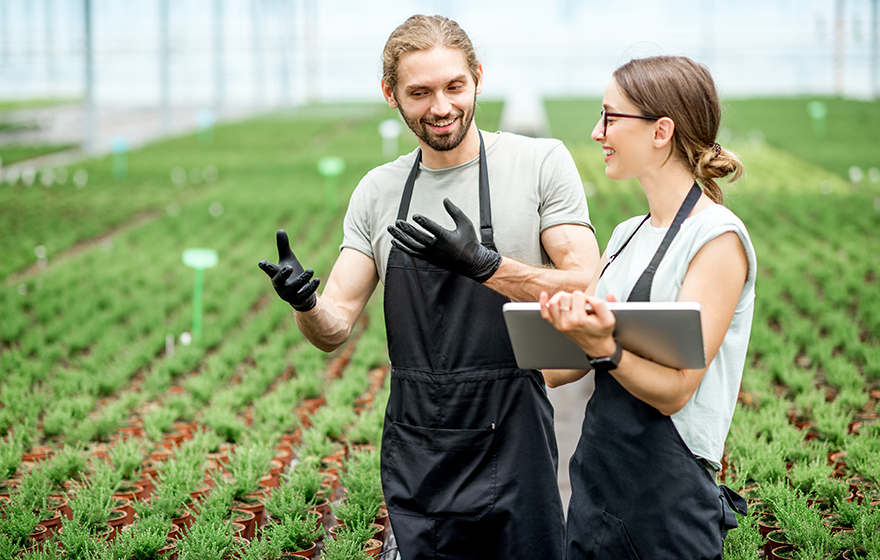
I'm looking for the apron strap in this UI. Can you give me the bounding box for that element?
[628,182,702,302]
[395,131,494,245]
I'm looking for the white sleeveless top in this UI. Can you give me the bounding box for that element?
[595,204,757,469]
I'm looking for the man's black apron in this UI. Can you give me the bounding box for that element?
[565,183,746,560]
[380,133,565,560]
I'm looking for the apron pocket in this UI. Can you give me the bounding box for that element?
[595,512,642,560]
[385,420,497,521]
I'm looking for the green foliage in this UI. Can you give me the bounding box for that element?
[57,514,102,560]
[0,493,41,547]
[260,512,322,553]
[113,515,173,560]
[225,442,274,500]
[0,437,23,482]
[321,529,371,560]
[108,437,147,482]
[42,444,89,489]
[175,517,237,560]
[722,512,762,560]
[283,458,327,507]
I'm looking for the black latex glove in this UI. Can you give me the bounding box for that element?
[258,230,320,311]
[387,198,502,283]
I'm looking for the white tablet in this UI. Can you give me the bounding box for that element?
[502,301,706,370]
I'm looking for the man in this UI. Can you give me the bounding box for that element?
[259,14,599,560]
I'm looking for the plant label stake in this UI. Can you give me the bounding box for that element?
[807,100,828,139]
[378,119,402,160]
[317,156,345,213]
[196,109,215,147]
[112,135,128,179]
[182,248,218,342]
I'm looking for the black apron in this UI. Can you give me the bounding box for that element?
[380,132,565,560]
[565,183,746,560]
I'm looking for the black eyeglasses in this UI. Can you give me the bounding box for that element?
[600,109,661,136]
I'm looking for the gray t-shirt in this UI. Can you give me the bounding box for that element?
[341,131,593,283]
[596,204,757,469]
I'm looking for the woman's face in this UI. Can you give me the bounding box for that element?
[591,78,658,181]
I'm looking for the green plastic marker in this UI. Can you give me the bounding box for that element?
[112,136,128,179]
[182,248,218,341]
[196,109,215,147]
[317,156,346,213]
[807,100,828,139]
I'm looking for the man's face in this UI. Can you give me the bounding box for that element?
[383,47,482,153]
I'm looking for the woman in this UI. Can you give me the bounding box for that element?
[540,56,755,559]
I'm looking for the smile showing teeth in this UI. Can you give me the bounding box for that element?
[603,148,615,156]
[429,118,455,127]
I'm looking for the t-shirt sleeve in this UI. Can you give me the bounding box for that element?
[537,142,594,233]
[339,178,375,259]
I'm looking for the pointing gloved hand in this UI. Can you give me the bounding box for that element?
[258,230,320,311]
[387,198,502,284]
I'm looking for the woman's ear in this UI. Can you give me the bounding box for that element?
[653,117,675,148]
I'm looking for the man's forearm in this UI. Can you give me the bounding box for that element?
[293,298,354,352]
[483,257,595,302]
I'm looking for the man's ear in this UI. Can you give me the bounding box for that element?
[474,63,483,96]
[653,117,675,148]
[381,80,398,108]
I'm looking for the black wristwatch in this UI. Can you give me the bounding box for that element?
[588,340,622,371]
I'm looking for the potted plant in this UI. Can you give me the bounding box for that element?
[320,530,371,560]
[191,481,254,539]
[56,514,104,560]
[329,499,383,545]
[175,517,238,560]
[112,513,175,560]
[108,436,148,496]
[16,467,62,535]
[238,535,281,560]
[284,459,329,520]
[262,478,310,523]
[67,469,121,537]
[722,512,763,560]
[0,493,42,552]
[260,513,322,558]
[43,444,89,492]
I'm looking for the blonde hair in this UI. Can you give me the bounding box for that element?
[613,56,743,204]
[382,15,480,98]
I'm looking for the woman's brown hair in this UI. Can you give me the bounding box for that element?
[613,56,743,204]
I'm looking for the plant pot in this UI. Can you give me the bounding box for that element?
[766,529,788,559]
[114,482,145,503]
[113,496,135,525]
[375,507,389,529]
[231,508,257,540]
[232,498,264,537]
[364,538,383,557]
[772,544,798,560]
[282,541,317,558]
[38,508,64,536]
[50,493,73,520]
[108,508,129,538]
[328,523,385,544]
[22,446,52,463]
[172,508,194,536]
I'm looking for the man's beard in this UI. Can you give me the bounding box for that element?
[397,94,477,152]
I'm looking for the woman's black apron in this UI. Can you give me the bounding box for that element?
[380,133,565,560]
[565,184,745,560]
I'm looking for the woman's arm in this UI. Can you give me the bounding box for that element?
[539,231,748,415]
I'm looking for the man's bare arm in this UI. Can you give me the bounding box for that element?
[294,248,380,352]
[483,223,600,301]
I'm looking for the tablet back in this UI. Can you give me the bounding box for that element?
[502,301,706,370]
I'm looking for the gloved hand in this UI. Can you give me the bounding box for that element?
[387,198,502,283]
[258,230,320,311]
